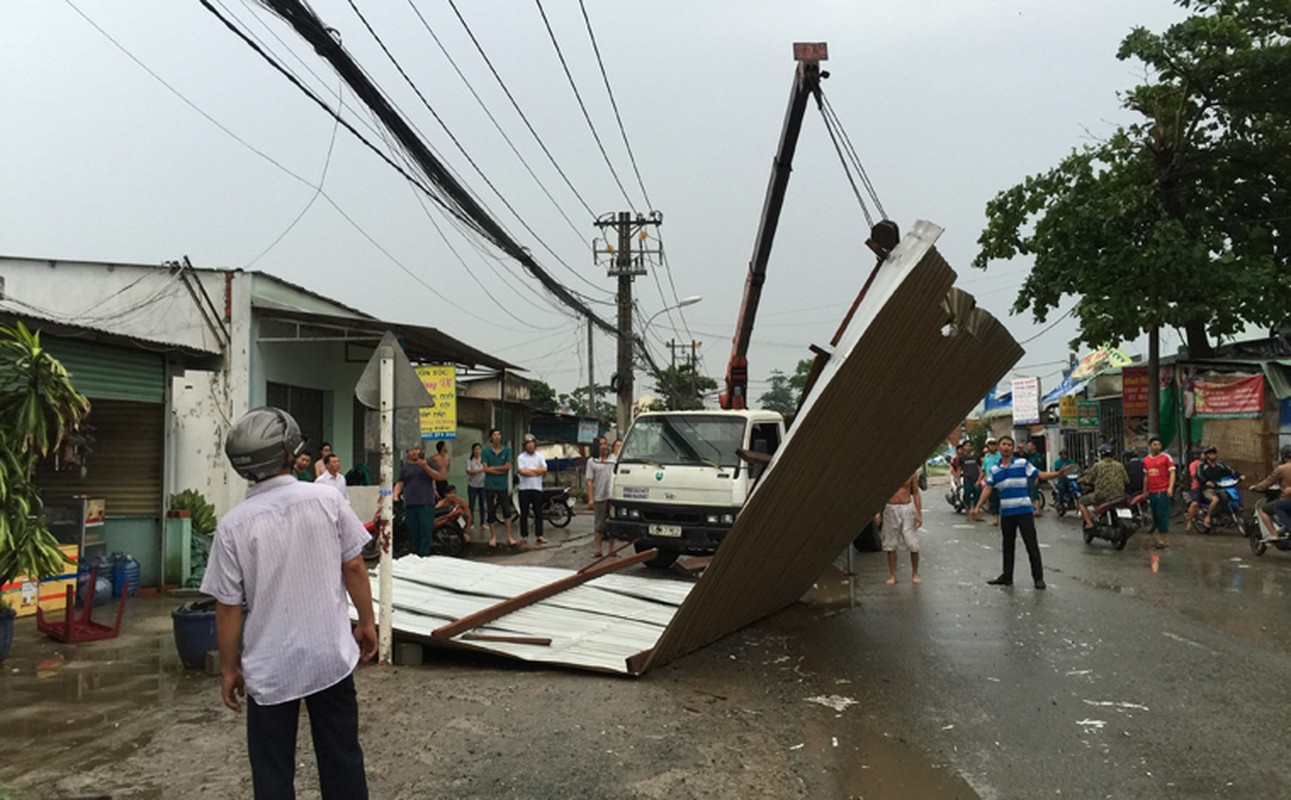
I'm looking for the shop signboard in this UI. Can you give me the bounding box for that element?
[1122,365,1150,416]
[1011,376,1041,426]
[1077,400,1099,432]
[416,365,458,439]
[1193,374,1264,419]
[577,419,599,444]
[1059,395,1078,433]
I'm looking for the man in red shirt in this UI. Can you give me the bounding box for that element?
[1141,436,1177,549]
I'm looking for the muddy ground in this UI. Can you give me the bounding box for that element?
[0,511,972,800]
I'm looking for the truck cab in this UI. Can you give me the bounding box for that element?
[607,410,785,568]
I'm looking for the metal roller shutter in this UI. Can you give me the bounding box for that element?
[42,338,165,403]
[35,399,163,515]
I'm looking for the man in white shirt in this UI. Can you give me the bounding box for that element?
[516,433,548,545]
[202,407,376,799]
[585,435,616,557]
[315,453,348,501]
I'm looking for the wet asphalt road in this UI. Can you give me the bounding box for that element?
[815,486,1291,799]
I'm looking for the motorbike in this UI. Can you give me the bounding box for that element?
[1130,491,1156,533]
[1250,486,1291,556]
[1191,476,1248,537]
[541,486,575,528]
[1081,494,1137,550]
[361,499,469,564]
[1052,474,1081,517]
[945,482,965,513]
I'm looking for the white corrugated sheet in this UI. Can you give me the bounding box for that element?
[351,556,692,674]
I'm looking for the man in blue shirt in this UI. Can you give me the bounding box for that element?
[481,428,517,548]
[973,435,1073,590]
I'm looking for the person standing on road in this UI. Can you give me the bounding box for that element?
[876,472,922,585]
[430,440,451,501]
[202,407,376,799]
[315,453,348,501]
[293,450,314,482]
[1185,449,1205,530]
[981,437,1002,524]
[1141,436,1176,549]
[516,434,548,546]
[465,443,487,534]
[1250,445,1291,538]
[586,436,616,557]
[973,435,1071,590]
[961,443,983,521]
[393,444,447,557]
[482,428,517,548]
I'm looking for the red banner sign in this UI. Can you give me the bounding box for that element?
[1193,374,1265,419]
[1122,366,1150,416]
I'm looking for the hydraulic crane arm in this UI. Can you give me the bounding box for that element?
[720,43,827,410]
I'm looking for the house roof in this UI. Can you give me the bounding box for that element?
[0,309,222,371]
[254,306,521,371]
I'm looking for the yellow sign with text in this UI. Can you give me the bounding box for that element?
[416,365,457,439]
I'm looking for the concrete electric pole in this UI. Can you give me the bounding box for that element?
[593,211,662,435]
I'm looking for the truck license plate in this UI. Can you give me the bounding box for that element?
[649,524,682,538]
[1115,508,1133,519]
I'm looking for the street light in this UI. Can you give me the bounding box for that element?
[643,295,702,331]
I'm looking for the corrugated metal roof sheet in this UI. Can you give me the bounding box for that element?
[354,556,692,674]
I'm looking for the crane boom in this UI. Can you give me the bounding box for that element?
[720,43,827,410]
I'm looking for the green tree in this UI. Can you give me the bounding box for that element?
[787,358,813,399]
[757,370,797,415]
[557,384,614,424]
[0,323,91,593]
[651,364,717,410]
[528,378,558,412]
[974,0,1291,431]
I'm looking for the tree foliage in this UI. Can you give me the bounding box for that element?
[557,384,614,424]
[757,370,797,415]
[651,365,717,411]
[528,378,558,412]
[974,0,1291,355]
[0,323,91,589]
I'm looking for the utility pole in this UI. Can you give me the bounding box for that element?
[593,211,663,435]
[587,319,595,423]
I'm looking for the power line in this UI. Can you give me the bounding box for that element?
[444,0,597,219]
[577,0,651,210]
[533,0,634,210]
[343,0,611,299]
[1018,307,1077,345]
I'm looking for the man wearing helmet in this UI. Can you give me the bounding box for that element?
[1197,445,1243,530]
[1251,445,1291,538]
[1077,444,1130,530]
[202,407,377,798]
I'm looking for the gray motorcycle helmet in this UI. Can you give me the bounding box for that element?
[225,406,305,482]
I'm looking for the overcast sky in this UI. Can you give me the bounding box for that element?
[2,0,1190,404]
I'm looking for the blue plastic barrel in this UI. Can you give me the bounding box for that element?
[111,553,140,598]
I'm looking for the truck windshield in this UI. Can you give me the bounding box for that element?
[619,415,745,468]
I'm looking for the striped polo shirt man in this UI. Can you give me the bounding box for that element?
[986,457,1040,517]
[976,436,1067,590]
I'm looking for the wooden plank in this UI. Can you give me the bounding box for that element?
[431,548,657,640]
[460,633,553,646]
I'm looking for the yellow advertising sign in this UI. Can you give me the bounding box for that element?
[415,365,457,439]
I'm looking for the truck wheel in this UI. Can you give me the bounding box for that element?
[545,502,573,528]
[635,542,679,569]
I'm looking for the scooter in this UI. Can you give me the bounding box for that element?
[945,482,965,513]
[1250,486,1291,556]
[1081,495,1137,550]
[1130,491,1156,534]
[1052,474,1081,517]
[541,486,575,528]
[361,500,469,563]
[1191,476,1248,537]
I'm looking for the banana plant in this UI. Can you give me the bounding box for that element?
[0,322,91,596]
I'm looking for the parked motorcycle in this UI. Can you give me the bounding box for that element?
[541,486,575,528]
[361,500,469,564]
[1052,474,1081,517]
[1250,486,1291,556]
[1082,495,1137,550]
[1130,491,1156,534]
[1191,476,1248,537]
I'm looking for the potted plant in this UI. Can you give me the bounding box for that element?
[0,323,91,660]
[167,488,228,669]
